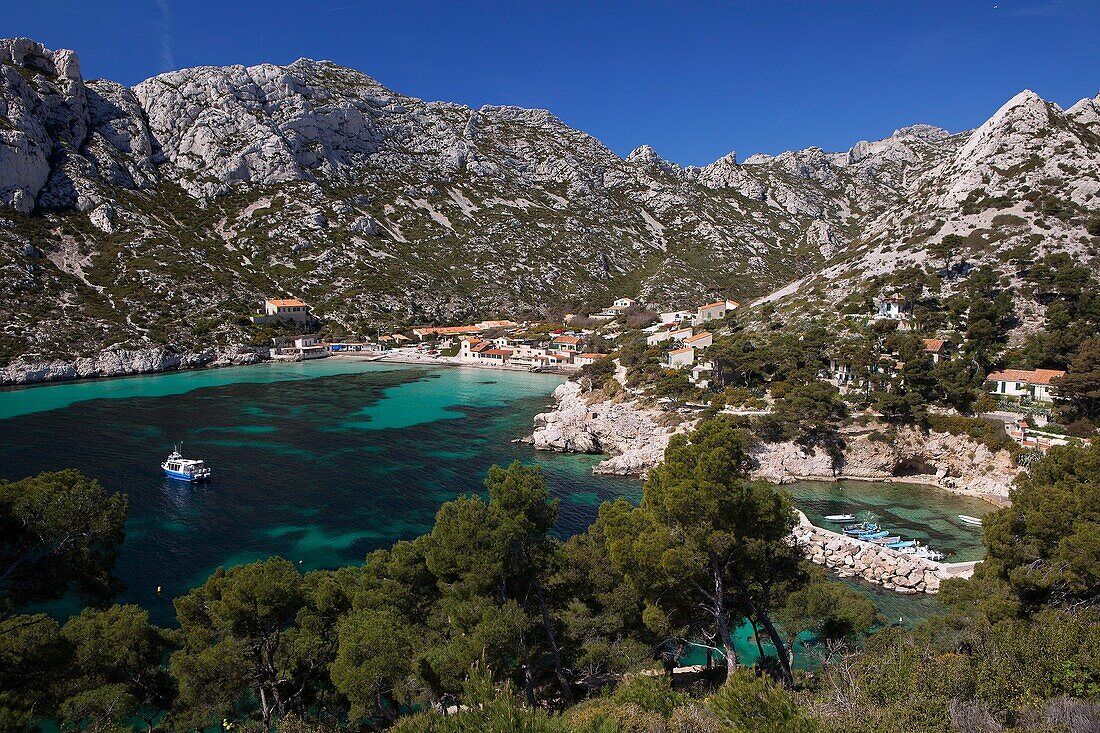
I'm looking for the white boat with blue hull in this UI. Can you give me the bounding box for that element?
[161,445,211,482]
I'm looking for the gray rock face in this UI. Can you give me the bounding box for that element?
[527,380,694,476]
[0,38,159,212]
[0,345,265,386]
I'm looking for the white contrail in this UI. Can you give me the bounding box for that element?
[155,0,176,71]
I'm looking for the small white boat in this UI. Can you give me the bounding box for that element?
[162,444,211,482]
[824,514,856,523]
[897,543,945,562]
[958,515,983,527]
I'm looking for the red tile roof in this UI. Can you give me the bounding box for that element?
[552,335,581,345]
[267,298,307,307]
[987,368,1065,386]
[922,338,947,353]
[576,353,607,359]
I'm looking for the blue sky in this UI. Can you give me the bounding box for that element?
[8,1,1099,165]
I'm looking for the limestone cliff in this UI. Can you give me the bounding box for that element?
[526,380,696,476]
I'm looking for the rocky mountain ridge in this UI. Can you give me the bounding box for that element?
[2,37,1097,362]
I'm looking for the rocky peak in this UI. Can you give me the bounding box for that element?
[626,144,680,175]
[1,37,81,81]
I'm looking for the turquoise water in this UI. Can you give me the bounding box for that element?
[784,480,994,562]
[0,361,980,632]
[0,361,640,625]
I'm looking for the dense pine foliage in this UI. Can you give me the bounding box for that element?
[2,432,1098,732]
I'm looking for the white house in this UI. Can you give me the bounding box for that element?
[667,346,695,369]
[668,327,694,342]
[684,331,713,349]
[660,310,694,325]
[458,337,485,360]
[273,334,326,359]
[646,330,675,347]
[264,298,313,322]
[690,360,714,388]
[613,297,638,309]
[828,359,858,387]
[694,299,739,324]
[874,294,911,320]
[574,353,608,367]
[987,368,1065,403]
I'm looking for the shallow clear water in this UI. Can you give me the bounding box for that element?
[784,479,994,562]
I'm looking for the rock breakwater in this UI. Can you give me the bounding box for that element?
[792,512,976,594]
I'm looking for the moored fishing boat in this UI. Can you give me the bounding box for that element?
[958,515,983,527]
[871,536,902,545]
[858,530,890,540]
[161,444,211,482]
[844,522,879,535]
[824,513,856,522]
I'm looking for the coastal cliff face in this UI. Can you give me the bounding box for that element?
[751,425,1019,499]
[526,380,696,475]
[530,385,1018,500]
[0,346,263,386]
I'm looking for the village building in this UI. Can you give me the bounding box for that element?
[874,294,911,321]
[987,368,1065,403]
[328,341,385,353]
[549,335,582,353]
[922,338,950,364]
[260,298,313,323]
[828,359,858,387]
[694,299,739,324]
[684,331,713,349]
[412,325,482,340]
[646,330,675,346]
[660,310,695,325]
[475,319,518,331]
[573,353,608,367]
[478,348,513,364]
[668,327,694,342]
[272,334,326,360]
[690,360,714,388]
[667,346,695,369]
[613,297,638,309]
[458,337,484,360]
[1005,417,1072,452]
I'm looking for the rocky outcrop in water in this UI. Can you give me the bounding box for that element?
[0,345,264,385]
[526,380,695,476]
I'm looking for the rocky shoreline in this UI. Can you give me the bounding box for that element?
[527,382,1019,501]
[523,380,698,475]
[792,512,976,595]
[749,424,1018,503]
[0,346,265,386]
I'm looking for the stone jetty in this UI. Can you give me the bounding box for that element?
[791,512,977,594]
